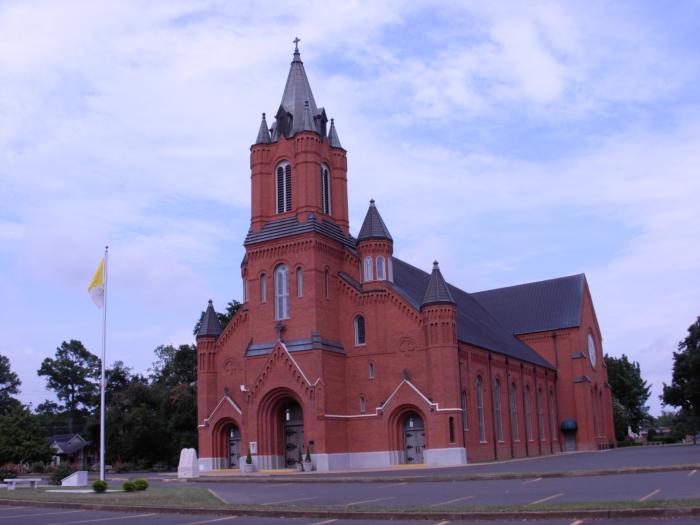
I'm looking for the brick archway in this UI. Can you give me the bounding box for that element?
[387,404,428,461]
[257,387,306,469]
[211,417,242,469]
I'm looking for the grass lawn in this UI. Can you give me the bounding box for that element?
[0,486,225,509]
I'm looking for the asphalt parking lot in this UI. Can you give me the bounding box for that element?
[1,506,700,525]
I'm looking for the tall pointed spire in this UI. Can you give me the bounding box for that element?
[255,113,271,144]
[421,261,455,307]
[358,199,393,241]
[271,39,327,140]
[197,299,222,337]
[328,118,342,148]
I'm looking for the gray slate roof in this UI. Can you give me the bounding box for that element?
[245,214,356,250]
[270,46,328,141]
[391,257,554,368]
[357,200,393,241]
[328,118,342,148]
[472,274,585,335]
[421,262,455,306]
[255,113,271,144]
[198,300,222,337]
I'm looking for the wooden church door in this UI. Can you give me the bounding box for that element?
[404,413,425,464]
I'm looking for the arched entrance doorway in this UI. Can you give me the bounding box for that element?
[227,425,242,468]
[282,400,304,467]
[403,412,425,464]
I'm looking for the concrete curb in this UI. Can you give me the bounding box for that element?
[1,498,699,522]
[190,463,700,484]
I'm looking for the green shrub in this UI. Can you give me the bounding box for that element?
[0,464,21,481]
[50,463,77,485]
[92,480,107,493]
[132,479,148,491]
[122,480,136,492]
[30,461,46,473]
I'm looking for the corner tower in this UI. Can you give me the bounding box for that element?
[249,42,348,233]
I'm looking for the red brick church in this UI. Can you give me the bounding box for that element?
[196,44,615,471]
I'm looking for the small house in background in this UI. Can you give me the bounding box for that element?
[49,434,92,466]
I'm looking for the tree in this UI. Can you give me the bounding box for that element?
[150,344,197,387]
[663,316,700,441]
[0,354,21,415]
[37,340,100,432]
[193,300,241,336]
[0,405,53,464]
[604,353,651,435]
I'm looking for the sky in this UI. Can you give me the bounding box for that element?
[1,0,699,415]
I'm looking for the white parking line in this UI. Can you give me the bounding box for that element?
[379,482,408,488]
[639,489,661,502]
[528,492,564,505]
[0,510,85,520]
[435,521,451,525]
[689,469,697,477]
[261,496,318,505]
[307,520,337,525]
[569,520,584,525]
[344,496,395,506]
[523,477,542,484]
[207,488,229,504]
[0,507,24,511]
[179,516,239,525]
[430,495,474,507]
[46,513,156,525]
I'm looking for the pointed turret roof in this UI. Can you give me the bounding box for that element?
[421,261,456,307]
[271,40,327,140]
[198,299,222,338]
[255,113,271,144]
[328,118,342,148]
[357,199,393,242]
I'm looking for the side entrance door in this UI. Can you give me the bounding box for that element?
[404,414,425,464]
[228,427,242,468]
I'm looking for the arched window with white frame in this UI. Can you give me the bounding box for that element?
[363,256,373,282]
[296,267,303,298]
[476,376,486,442]
[368,361,375,379]
[274,264,289,320]
[260,273,267,304]
[354,315,366,345]
[275,162,292,213]
[321,164,331,214]
[376,255,385,280]
[359,395,366,414]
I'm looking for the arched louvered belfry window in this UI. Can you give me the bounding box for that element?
[274,264,289,320]
[476,376,486,442]
[276,162,292,213]
[354,315,366,345]
[321,164,331,214]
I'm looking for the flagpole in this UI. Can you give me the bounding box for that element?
[99,246,108,482]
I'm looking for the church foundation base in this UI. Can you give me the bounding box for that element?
[312,451,402,471]
[253,454,285,470]
[423,447,467,466]
[198,457,227,471]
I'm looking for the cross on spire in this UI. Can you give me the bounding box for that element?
[293,37,300,52]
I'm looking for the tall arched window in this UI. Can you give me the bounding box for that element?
[321,164,331,214]
[537,388,546,441]
[368,361,375,379]
[275,162,292,213]
[525,386,533,441]
[494,379,504,442]
[449,417,455,443]
[242,277,247,302]
[376,255,385,280]
[476,376,486,442]
[296,267,303,298]
[461,391,469,430]
[274,264,289,320]
[363,256,373,281]
[324,268,330,298]
[260,273,267,304]
[354,315,366,345]
[510,383,520,441]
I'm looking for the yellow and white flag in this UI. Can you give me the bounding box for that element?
[88,258,105,308]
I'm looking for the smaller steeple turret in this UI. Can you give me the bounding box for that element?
[421,261,455,307]
[197,299,222,338]
[255,113,272,144]
[357,199,394,283]
[328,118,342,149]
